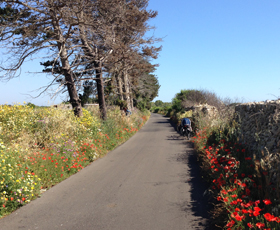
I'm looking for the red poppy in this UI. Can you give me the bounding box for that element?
[226,219,235,227]
[253,211,260,217]
[242,209,248,214]
[254,207,262,212]
[235,213,244,221]
[247,223,254,228]
[255,222,265,229]
[255,200,261,206]
[264,213,277,222]
[263,199,272,205]
[221,190,227,195]
[230,200,238,205]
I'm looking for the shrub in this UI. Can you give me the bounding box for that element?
[0,104,150,218]
[193,108,280,229]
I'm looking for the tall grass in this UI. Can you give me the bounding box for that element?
[193,108,280,229]
[0,104,149,218]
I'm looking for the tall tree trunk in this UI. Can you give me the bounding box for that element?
[58,45,82,117]
[94,61,107,120]
[51,10,82,117]
[122,69,132,110]
[79,16,106,120]
[130,91,134,110]
[115,72,124,101]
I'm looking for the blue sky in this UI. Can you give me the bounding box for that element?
[148,0,280,103]
[1,0,280,105]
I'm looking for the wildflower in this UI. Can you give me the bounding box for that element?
[235,214,244,221]
[255,200,260,205]
[253,207,262,217]
[226,219,235,227]
[221,190,227,195]
[263,199,272,205]
[231,200,238,205]
[242,209,248,214]
[255,222,265,229]
[264,213,277,222]
[247,223,254,228]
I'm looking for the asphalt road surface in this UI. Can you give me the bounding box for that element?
[0,113,212,230]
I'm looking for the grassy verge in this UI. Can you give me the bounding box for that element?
[0,104,149,218]
[193,118,280,229]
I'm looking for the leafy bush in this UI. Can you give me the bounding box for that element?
[0,104,149,218]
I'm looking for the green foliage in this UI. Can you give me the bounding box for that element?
[26,102,36,108]
[114,99,127,110]
[152,107,162,113]
[79,81,95,106]
[0,105,150,218]
[171,97,183,113]
[172,89,205,112]
[150,101,172,115]
[133,73,160,110]
[135,99,151,111]
[154,100,164,107]
[173,89,197,102]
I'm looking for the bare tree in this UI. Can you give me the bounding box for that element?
[74,0,161,115]
[0,0,161,118]
[0,0,84,116]
[105,0,161,110]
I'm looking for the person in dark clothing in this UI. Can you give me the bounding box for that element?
[180,118,192,139]
[181,118,191,128]
[123,107,132,116]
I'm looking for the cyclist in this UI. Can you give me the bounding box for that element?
[180,118,192,139]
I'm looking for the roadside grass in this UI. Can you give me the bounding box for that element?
[0,104,149,218]
[193,119,280,229]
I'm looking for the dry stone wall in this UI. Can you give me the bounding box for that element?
[235,100,280,158]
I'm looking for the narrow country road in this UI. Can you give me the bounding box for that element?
[1,113,212,230]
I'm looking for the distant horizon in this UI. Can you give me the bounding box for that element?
[2,94,280,107]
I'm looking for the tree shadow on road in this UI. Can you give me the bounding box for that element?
[153,121,170,124]
[167,118,219,230]
[183,142,220,230]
